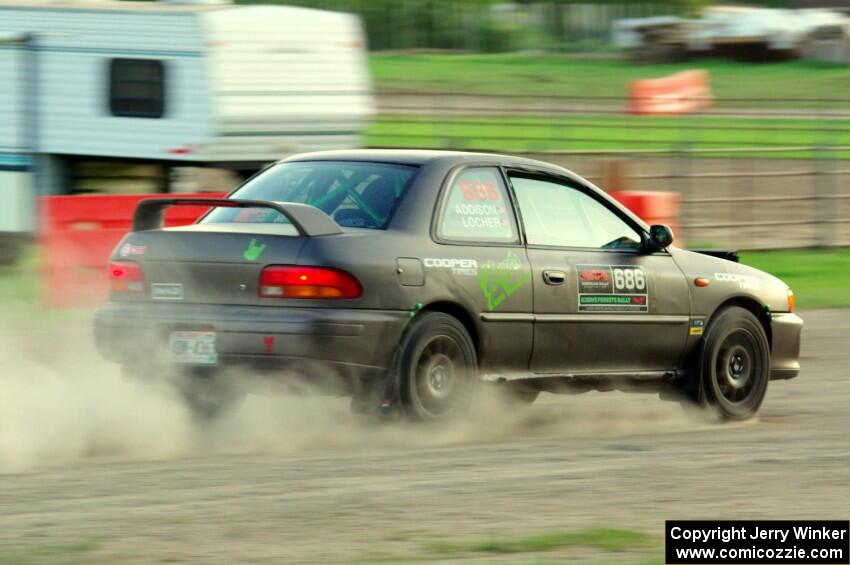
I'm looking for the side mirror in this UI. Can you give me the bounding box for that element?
[646,224,674,252]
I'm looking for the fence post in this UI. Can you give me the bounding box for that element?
[814,143,837,248]
[671,114,693,245]
[445,94,458,150]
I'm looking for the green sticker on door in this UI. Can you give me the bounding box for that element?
[478,251,530,311]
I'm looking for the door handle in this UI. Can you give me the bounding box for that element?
[543,270,566,285]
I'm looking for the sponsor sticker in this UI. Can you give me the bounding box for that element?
[459,180,501,202]
[151,283,184,301]
[689,318,705,336]
[119,243,146,257]
[577,265,648,313]
[451,177,512,232]
[243,238,267,261]
[423,257,479,276]
[715,272,760,291]
[478,251,530,311]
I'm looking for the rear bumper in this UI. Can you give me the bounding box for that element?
[93,301,409,377]
[769,312,803,380]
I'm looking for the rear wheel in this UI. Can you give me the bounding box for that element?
[690,307,770,421]
[178,367,245,420]
[398,312,477,422]
[122,363,244,420]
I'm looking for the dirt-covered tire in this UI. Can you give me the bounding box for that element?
[122,363,243,420]
[397,312,478,422]
[692,306,770,421]
[177,368,245,420]
[349,377,384,417]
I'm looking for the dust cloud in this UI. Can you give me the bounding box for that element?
[0,330,193,473]
[0,327,705,474]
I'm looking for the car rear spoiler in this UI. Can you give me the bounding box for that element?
[690,249,740,263]
[132,198,344,237]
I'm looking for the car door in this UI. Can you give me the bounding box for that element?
[430,165,534,378]
[507,172,690,375]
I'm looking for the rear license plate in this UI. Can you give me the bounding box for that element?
[169,331,218,364]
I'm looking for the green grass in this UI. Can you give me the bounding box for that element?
[356,528,658,564]
[0,247,93,332]
[370,53,850,105]
[368,114,850,155]
[369,53,850,154]
[0,539,99,565]
[426,527,653,555]
[740,248,850,309]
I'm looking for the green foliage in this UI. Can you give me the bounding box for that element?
[229,0,797,52]
[231,0,658,52]
[0,539,99,565]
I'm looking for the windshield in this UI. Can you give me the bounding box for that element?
[203,161,418,230]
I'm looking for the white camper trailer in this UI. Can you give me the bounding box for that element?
[0,0,374,261]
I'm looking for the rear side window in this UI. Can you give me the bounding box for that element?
[109,59,165,118]
[203,161,417,230]
[438,167,518,243]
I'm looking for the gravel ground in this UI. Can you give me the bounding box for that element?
[0,309,844,564]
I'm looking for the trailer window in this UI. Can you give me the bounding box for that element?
[109,59,165,118]
[203,161,418,230]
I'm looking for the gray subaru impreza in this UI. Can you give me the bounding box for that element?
[95,150,802,421]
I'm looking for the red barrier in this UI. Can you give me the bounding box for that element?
[609,190,681,242]
[628,70,711,115]
[40,193,224,308]
[40,190,681,309]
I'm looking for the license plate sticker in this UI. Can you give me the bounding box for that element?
[169,331,218,364]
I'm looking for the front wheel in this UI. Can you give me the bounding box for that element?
[692,307,770,421]
[495,383,540,408]
[397,312,478,422]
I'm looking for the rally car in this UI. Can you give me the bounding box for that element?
[94,150,802,421]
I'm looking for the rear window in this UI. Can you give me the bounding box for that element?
[203,161,417,230]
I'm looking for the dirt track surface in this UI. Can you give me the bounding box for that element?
[0,309,846,564]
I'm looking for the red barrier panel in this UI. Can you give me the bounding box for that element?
[609,190,681,242]
[40,193,224,308]
[40,191,681,309]
[628,70,712,115]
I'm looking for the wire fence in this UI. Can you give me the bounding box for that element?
[370,92,850,250]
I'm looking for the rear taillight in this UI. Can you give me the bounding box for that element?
[259,266,361,299]
[109,261,144,293]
